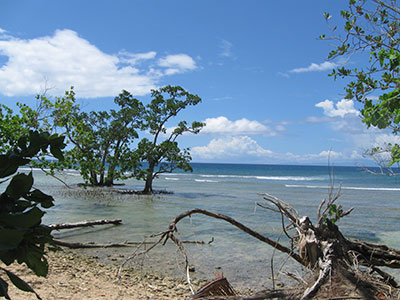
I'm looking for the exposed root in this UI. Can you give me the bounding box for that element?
[119,192,400,299]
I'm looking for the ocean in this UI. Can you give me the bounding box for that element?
[26,163,400,290]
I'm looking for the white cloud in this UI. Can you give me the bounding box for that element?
[157,54,197,75]
[373,133,400,147]
[0,29,197,98]
[220,39,233,58]
[202,116,278,136]
[303,116,330,123]
[315,99,359,118]
[285,150,345,162]
[290,61,338,73]
[192,136,350,164]
[118,51,157,65]
[313,98,400,164]
[192,136,274,159]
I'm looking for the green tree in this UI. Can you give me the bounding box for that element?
[0,102,44,154]
[0,130,65,299]
[323,0,400,167]
[134,85,203,194]
[43,88,144,186]
[0,105,27,154]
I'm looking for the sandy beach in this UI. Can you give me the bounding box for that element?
[2,249,198,300]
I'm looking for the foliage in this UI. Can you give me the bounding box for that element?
[0,103,42,154]
[0,105,26,154]
[323,0,400,166]
[41,88,144,186]
[0,130,65,299]
[323,204,344,225]
[134,85,204,194]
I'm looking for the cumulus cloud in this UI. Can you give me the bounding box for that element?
[192,136,274,159]
[312,98,400,163]
[0,29,197,98]
[157,54,197,75]
[315,99,359,118]
[202,116,278,136]
[373,133,400,147]
[290,61,338,73]
[191,136,349,164]
[285,150,345,162]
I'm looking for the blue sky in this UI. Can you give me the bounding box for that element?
[0,0,398,166]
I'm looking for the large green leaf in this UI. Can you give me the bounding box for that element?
[49,145,64,161]
[0,228,25,250]
[24,247,48,277]
[0,276,10,300]
[6,172,34,199]
[0,155,30,179]
[3,268,42,300]
[25,189,54,208]
[1,207,44,229]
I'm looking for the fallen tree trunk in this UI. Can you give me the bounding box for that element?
[53,238,213,249]
[49,219,122,230]
[120,191,400,299]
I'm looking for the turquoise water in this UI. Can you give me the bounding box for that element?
[19,163,400,289]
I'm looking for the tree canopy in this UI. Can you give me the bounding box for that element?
[323,0,400,167]
[134,85,203,194]
[40,88,144,186]
[0,85,203,192]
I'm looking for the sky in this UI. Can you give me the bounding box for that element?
[0,0,398,166]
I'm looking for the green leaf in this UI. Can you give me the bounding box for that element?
[323,12,331,20]
[25,248,48,277]
[0,276,10,300]
[0,228,25,251]
[6,172,34,199]
[50,145,64,161]
[1,207,44,229]
[25,190,54,208]
[3,268,42,299]
[0,155,30,178]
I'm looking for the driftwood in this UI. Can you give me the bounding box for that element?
[53,238,213,249]
[119,189,400,299]
[49,219,122,230]
[50,219,213,249]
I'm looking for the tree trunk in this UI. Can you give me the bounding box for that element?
[105,161,116,186]
[143,162,155,194]
[99,170,104,185]
[89,169,98,185]
[105,141,122,186]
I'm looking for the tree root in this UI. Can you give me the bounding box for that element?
[119,192,400,299]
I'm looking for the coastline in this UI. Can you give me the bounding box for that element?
[3,249,198,300]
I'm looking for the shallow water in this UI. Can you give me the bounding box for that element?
[12,164,400,290]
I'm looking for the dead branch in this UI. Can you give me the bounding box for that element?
[119,192,400,299]
[53,238,212,249]
[347,238,400,269]
[119,207,305,297]
[167,208,304,266]
[49,219,122,230]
